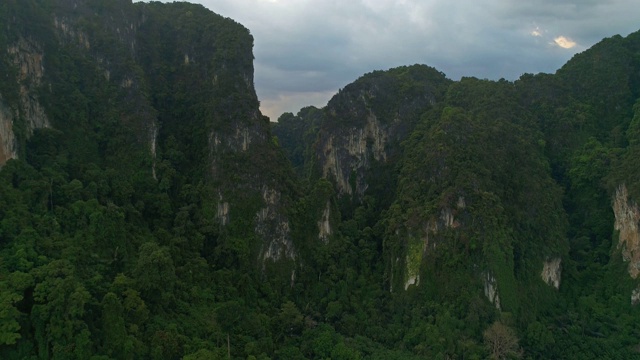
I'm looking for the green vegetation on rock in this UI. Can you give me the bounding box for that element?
[2,0,640,358]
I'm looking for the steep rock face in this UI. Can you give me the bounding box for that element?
[0,100,16,164]
[317,200,332,243]
[273,67,450,258]
[257,186,295,262]
[135,1,297,269]
[632,288,640,305]
[312,65,450,199]
[0,0,297,273]
[381,79,569,314]
[402,198,465,290]
[613,184,640,278]
[541,258,562,289]
[320,113,388,195]
[53,16,91,50]
[483,272,501,310]
[0,36,50,166]
[0,0,157,169]
[209,121,267,180]
[7,37,49,133]
[217,192,230,226]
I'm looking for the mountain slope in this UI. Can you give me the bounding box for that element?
[0,1,302,358]
[275,29,640,359]
[2,0,640,358]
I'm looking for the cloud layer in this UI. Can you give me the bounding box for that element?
[140,0,640,120]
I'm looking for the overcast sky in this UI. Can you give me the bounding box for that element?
[141,0,640,121]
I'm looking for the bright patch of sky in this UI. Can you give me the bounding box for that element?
[134,0,640,121]
[554,36,577,49]
[530,27,542,37]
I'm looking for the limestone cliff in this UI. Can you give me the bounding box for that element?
[483,272,501,310]
[0,36,50,166]
[136,1,298,270]
[8,37,49,133]
[380,78,569,314]
[0,0,156,168]
[257,186,295,262]
[317,200,332,243]
[0,100,16,164]
[319,113,388,196]
[313,65,449,198]
[0,0,297,272]
[613,184,640,278]
[541,258,562,289]
[401,198,465,290]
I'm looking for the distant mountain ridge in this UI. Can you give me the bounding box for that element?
[274,29,640,357]
[1,0,640,357]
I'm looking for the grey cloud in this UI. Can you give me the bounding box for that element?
[141,0,640,120]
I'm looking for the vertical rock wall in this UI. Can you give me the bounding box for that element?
[1,37,50,166]
[8,38,49,132]
[320,113,388,196]
[541,258,562,289]
[0,100,16,165]
[613,184,640,278]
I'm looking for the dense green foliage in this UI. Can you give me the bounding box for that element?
[2,0,640,359]
[271,106,323,177]
[274,31,640,359]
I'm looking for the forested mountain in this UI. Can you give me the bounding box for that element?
[273,31,640,359]
[1,0,640,359]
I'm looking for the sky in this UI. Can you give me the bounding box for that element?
[139,0,640,121]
